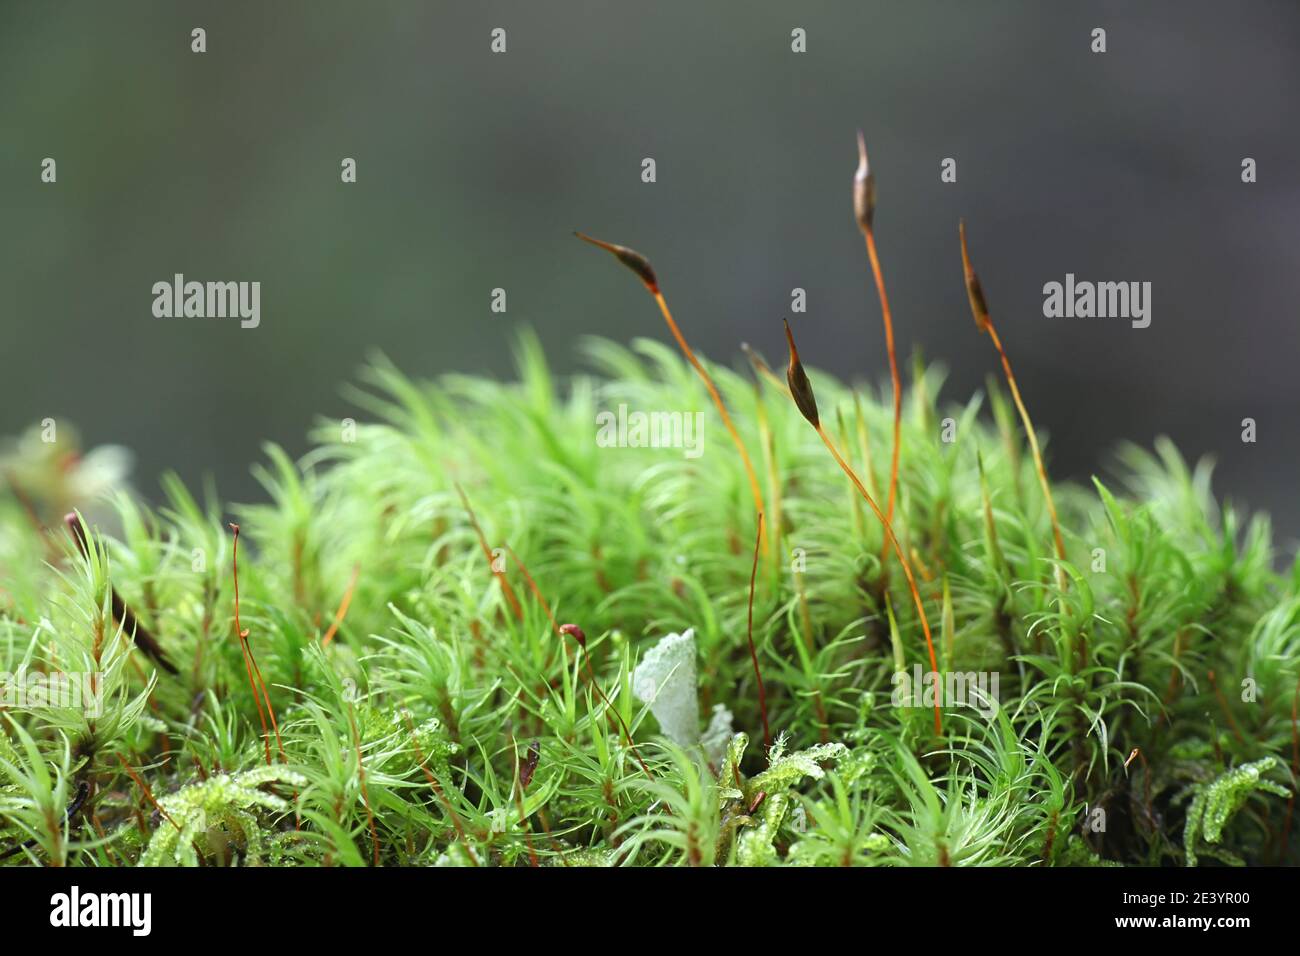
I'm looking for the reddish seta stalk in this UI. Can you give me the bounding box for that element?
[502,543,569,671]
[117,753,180,832]
[852,133,903,572]
[558,623,654,777]
[745,514,772,753]
[454,483,524,620]
[575,231,768,556]
[959,222,1067,593]
[783,319,942,734]
[230,524,285,765]
[320,563,360,647]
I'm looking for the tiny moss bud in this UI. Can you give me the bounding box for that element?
[559,622,586,647]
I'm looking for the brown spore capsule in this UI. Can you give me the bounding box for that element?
[783,319,820,428]
[573,232,659,294]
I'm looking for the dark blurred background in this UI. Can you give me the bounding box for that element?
[3,1,1299,548]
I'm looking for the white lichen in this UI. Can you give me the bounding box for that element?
[632,628,699,747]
[701,703,735,766]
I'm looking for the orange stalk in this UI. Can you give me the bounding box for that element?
[784,320,941,734]
[752,379,784,578]
[959,221,1067,591]
[739,351,788,582]
[502,543,569,671]
[745,514,771,752]
[854,133,903,570]
[575,232,767,553]
[230,524,285,765]
[117,753,180,832]
[454,483,523,621]
[320,563,360,647]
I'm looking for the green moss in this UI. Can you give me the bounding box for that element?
[0,330,1296,866]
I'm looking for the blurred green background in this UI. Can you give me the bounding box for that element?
[3,1,1300,544]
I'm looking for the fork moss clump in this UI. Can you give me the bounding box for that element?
[0,330,1296,867]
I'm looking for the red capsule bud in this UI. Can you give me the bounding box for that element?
[558,623,586,647]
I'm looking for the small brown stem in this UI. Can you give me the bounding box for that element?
[230,524,285,765]
[117,753,180,833]
[858,226,902,563]
[576,231,767,554]
[853,135,901,568]
[64,513,177,675]
[558,623,654,778]
[502,543,569,672]
[749,374,784,581]
[453,483,523,621]
[959,222,1067,592]
[320,563,360,647]
[745,514,771,753]
[1206,669,1245,744]
[783,320,941,734]
[816,426,940,733]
